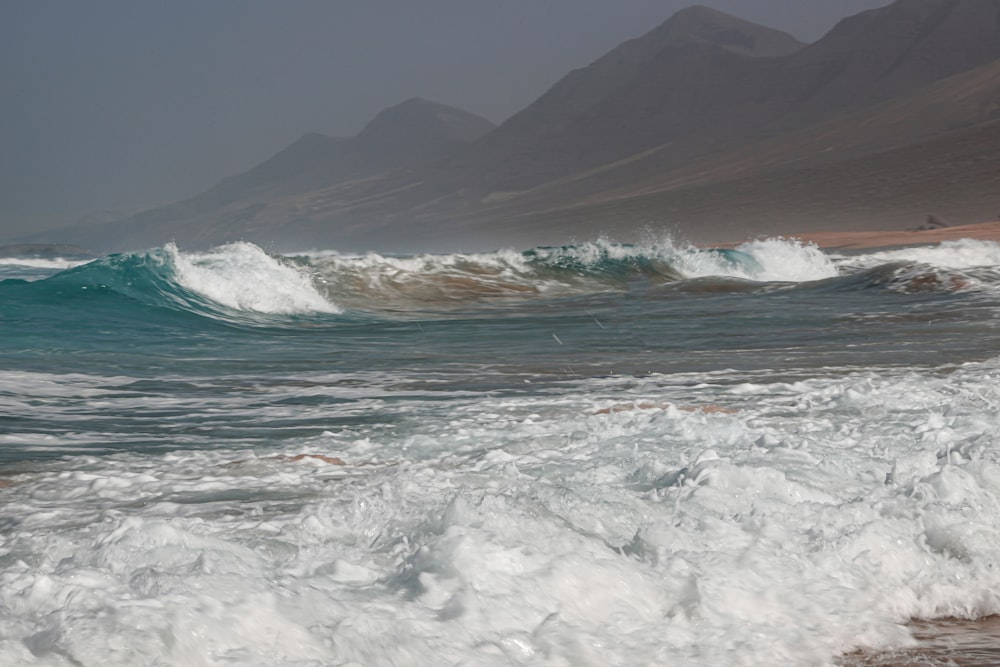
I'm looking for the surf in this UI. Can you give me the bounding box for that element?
[7,236,999,335]
[1,243,342,332]
[3,234,1000,665]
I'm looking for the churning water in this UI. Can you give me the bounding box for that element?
[3,237,1000,665]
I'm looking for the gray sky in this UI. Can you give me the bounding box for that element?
[0,0,889,235]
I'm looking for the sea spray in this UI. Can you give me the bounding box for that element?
[308,237,844,310]
[732,237,839,282]
[166,242,340,314]
[839,238,1000,271]
[3,236,1000,665]
[3,364,1000,664]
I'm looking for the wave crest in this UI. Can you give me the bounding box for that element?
[304,237,841,309]
[32,242,340,321]
[165,242,340,314]
[14,236,999,319]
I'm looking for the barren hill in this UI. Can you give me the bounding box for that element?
[456,6,806,190]
[36,0,1000,252]
[56,99,495,249]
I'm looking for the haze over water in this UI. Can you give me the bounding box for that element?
[3,236,1000,665]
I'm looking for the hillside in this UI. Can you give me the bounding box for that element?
[32,0,1000,252]
[450,56,1000,246]
[314,0,1000,250]
[54,98,495,249]
[454,5,806,191]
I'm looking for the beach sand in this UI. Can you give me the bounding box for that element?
[774,221,1000,250]
[840,617,1000,666]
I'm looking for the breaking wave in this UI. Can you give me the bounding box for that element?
[52,242,337,314]
[6,237,1000,325]
[303,237,840,310]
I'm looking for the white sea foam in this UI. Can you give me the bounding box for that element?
[310,247,570,308]
[0,257,87,270]
[663,237,839,283]
[823,238,1000,294]
[3,361,1000,665]
[846,239,1000,270]
[166,242,340,314]
[0,257,90,282]
[734,238,840,282]
[307,238,843,312]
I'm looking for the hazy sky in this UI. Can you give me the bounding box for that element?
[0,0,889,235]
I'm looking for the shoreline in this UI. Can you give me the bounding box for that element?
[726,220,1000,250]
[841,616,1000,666]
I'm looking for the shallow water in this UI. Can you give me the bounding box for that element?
[842,617,1000,666]
[2,237,1000,666]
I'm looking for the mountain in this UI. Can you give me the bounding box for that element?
[200,98,495,205]
[35,0,1000,252]
[425,0,1000,246]
[456,6,806,191]
[765,0,1000,123]
[468,0,1000,195]
[51,99,494,248]
[444,47,1000,246]
[351,97,497,158]
[185,98,495,208]
[463,68,1000,247]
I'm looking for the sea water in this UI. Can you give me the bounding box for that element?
[2,237,1000,666]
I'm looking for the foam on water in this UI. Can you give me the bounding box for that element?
[845,239,1000,271]
[668,238,840,283]
[828,239,1000,296]
[306,237,842,310]
[0,257,88,271]
[0,257,91,282]
[3,362,1000,665]
[310,247,560,309]
[731,238,840,282]
[4,235,1000,665]
[166,242,340,314]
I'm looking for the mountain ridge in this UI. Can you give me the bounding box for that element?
[83,98,496,245]
[459,6,805,191]
[22,0,1000,252]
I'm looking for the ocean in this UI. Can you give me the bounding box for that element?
[2,237,1000,666]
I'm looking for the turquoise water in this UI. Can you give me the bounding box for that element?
[2,238,1000,665]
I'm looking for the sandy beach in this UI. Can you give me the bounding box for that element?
[774,221,1000,250]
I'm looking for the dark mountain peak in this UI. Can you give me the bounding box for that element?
[82,0,1000,252]
[792,0,1000,106]
[495,6,802,130]
[396,95,432,106]
[472,6,803,189]
[671,4,725,19]
[654,4,805,57]
[356,98,496,148]
[665,4,738,29]
[125,100,496,221]
[812,0,1000,58]
[571,6,800,81]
